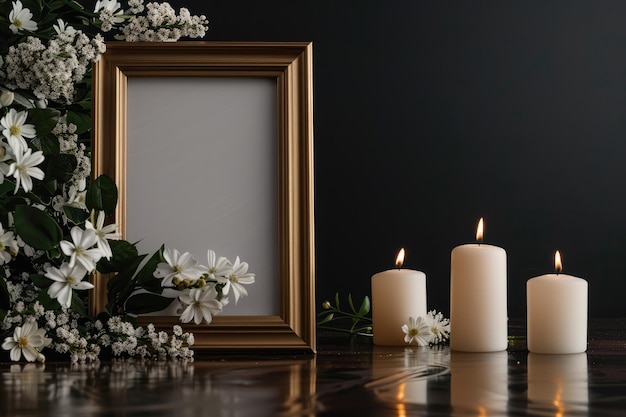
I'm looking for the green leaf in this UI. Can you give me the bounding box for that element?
[37,288,60,310]
[46,154,77,182]
[0,277,9,311]
[358,296,371,317]
[30,274,52,289]
[71,291,88,317]
[14,205,63,250]
[40,136,61,155]
[136,246,164,285]
[334,292,340,310]
[63,205,90,224]
[124,293,174,315]
[318,313,334,325]
[86,175,118,215]
[26,108,58,138]
[0,182,14,198]
[66,109,91,134]
[348,293,356,314]
[97,240,139,274]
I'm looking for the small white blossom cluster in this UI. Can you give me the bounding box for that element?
[104,319,194,361]
[3,29,105,103]
[402,310,451,347]
[154,249,255,325]
[120,2,209,41]
[53,120,91,185]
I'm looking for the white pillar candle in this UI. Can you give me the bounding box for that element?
[371,248,427,346]
[450,218,508,352]
[527,251,588,354]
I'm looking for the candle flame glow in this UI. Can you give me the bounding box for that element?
[555,250,562,274]
[476,217,484,242]
[395,248,405,268]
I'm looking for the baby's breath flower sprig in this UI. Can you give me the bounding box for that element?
[317,292,372,336]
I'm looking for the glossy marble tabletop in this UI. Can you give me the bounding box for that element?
[2,319,626,416]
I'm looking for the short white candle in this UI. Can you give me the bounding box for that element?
[450,218,508,352]
[527,251,588,354]
[371,248,427,346]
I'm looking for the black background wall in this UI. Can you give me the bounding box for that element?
[149,1,626,318]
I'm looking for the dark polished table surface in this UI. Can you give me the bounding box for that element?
[2,319,626,416]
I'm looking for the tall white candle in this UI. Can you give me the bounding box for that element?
[371,248,427,346]
[527,251,588,354]
[450,218,508,352]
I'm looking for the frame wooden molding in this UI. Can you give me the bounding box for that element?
[91,42,315,352]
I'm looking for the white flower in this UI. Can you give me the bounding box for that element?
[1,109,36,151]
[59,226,104,271]
[205,249,231,280]
[179,287,223,325]
[7,148,45,193]
[2,321,47,362]
[45,263,93,308]
[425,310,451,345]
[53,19,76,36]
[0,91,14,108]
[85,211,120,259]
[9,0,38,34]
[0,223,19,265]
[221,256,255,304]
[154,248,205,287]
[401,316,433,346]
[95,0,125,24]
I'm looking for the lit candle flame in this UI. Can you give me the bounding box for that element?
[476,217,484,242]
[555,250,562,274]
[395,248,405,268]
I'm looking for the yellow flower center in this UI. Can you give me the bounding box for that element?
[67,275,75,285]
[408,328,419,337]
[9,125,20,137]
[229,275,238,283]
[13,19,23,29]
[18,336,29,348]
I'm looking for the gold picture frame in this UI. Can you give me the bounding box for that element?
[91,42,315,352]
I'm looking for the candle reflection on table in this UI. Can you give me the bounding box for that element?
[527,352,589,414]
[450,351,509,415]
[368,346,449,406]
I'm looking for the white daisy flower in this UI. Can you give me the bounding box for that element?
[9,0,38,34]
[1,321,47,362]
[0,223,19,265]
[53,18,75,35]
[178,287,223,325]
[59,226,104,271]
[221,256,255,304]
[154,247,205,287]
[205,249,232,280]
[1,108,36,151]
[425,310,451,344]
[7,147,45,194]
[85,211,120,259]
[402,316,433,346]
[45,263,93,308]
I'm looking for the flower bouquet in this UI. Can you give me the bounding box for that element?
[0,0,255,363]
